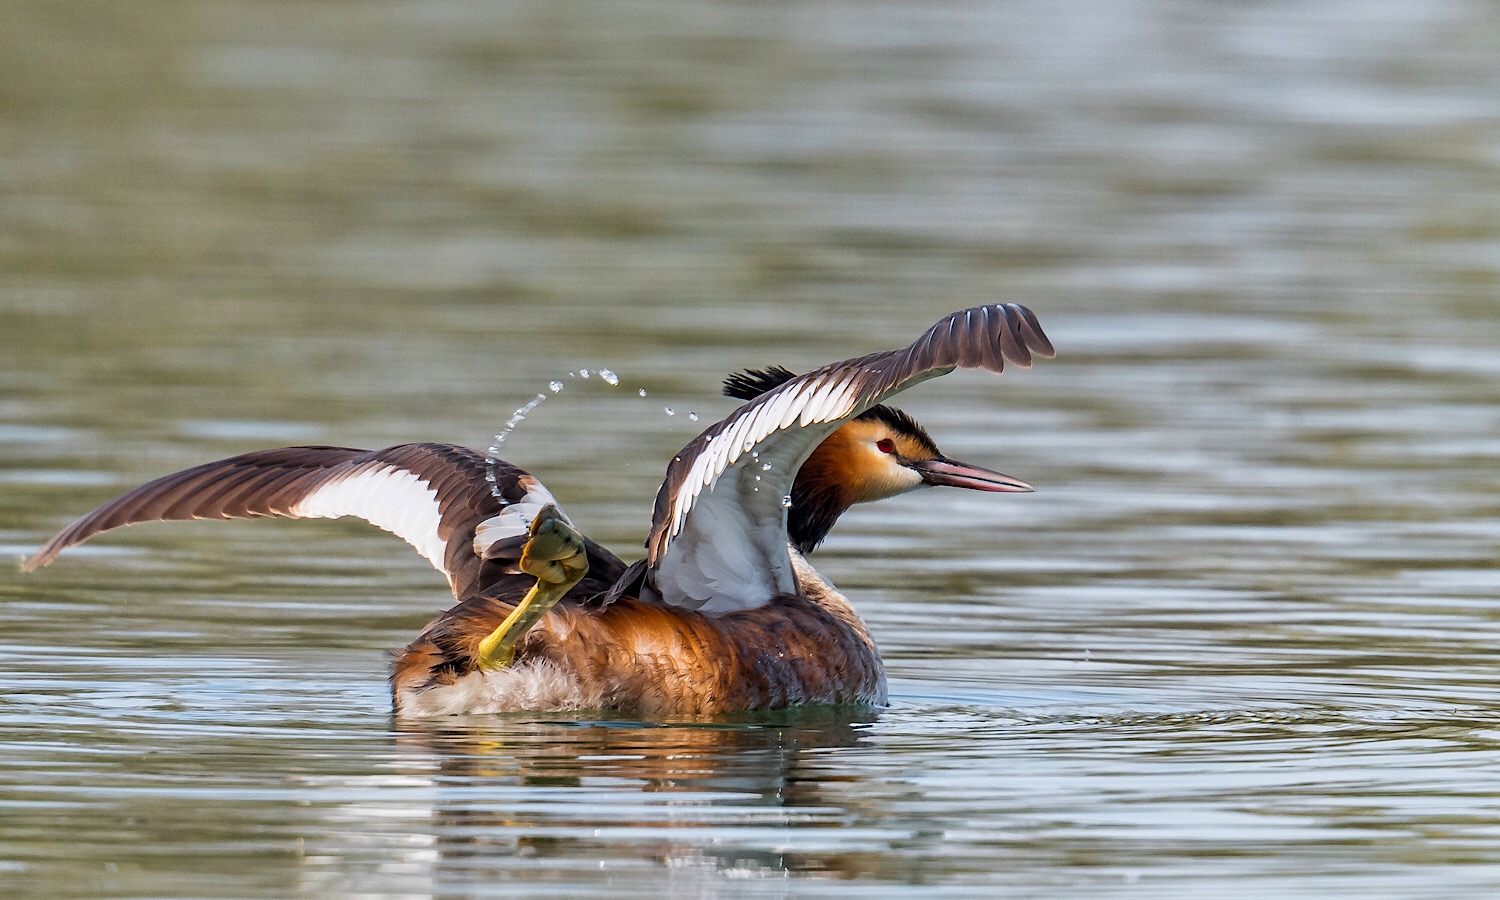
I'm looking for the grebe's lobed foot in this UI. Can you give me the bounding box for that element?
[475,504,589,671]
[518,505,588,584]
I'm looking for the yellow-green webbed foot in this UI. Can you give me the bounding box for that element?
[474,504,589,671]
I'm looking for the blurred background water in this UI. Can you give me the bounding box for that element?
[2,0,1499,896]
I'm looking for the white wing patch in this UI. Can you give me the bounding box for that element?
[471,477,573,558]
[651,409,834,612]
[665,370,861,552]
[654,469,783,614]
[293,465,449,578]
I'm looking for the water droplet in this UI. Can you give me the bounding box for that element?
[754,474,762,482]
[579,368,590,379]
[637,388,648,397]
[781,495,793,509]
[485,393,548,504]
[600,369,619,385]
[688,412,699,422]
[664,407,675,416]
[549,380,564,393]
[761,463,772,471]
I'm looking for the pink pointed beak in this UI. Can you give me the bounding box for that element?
[911,456,1034,493]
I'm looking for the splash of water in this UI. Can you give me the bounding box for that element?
[485,392,548,496]
[484,365,636,503]
[483,365,708,505]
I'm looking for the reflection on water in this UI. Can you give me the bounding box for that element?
[3,0,1500,896]
[390,709,879,887]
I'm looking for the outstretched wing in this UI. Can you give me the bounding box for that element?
[24,442,612,600]
[644,303,1053,614]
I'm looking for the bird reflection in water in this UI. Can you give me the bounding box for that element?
[390,706,881,881]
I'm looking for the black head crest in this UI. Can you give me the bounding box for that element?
[723,365,797,401]
[859,404,938,456]
[721,365,936,454]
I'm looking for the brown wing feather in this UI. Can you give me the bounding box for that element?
[24,446,359,572]
[24,442,626,602]
[392,567,886,714]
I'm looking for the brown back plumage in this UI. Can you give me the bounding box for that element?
[392,556,886,715]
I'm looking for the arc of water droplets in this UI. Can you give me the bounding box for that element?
[481,365,714,506]
[484,367,623,504]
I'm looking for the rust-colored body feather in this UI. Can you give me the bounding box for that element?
[392,554,885,715]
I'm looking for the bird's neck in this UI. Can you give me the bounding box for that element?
[787,480,851,554]
[786,445,859,554]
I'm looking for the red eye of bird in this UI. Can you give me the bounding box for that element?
[876,438,896,454]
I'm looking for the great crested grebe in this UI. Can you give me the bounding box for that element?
[25,304,1053,716]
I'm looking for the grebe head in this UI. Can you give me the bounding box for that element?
[724,366,1032,552]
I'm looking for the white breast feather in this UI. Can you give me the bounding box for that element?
[293,465,449,575]
[395,660,604,715]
